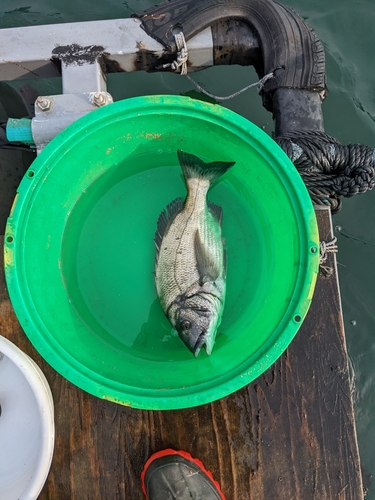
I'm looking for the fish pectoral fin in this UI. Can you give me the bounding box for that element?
[208,202,223,227]
[155,197,184,258]
[194,231,221,284]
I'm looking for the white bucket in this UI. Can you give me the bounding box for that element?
[0,335,54,500]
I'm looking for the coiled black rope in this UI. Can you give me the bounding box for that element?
[276,131,375,213]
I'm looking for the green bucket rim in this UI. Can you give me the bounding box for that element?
[4,95,319,409]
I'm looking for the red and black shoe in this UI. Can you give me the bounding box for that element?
[141,449,226,500]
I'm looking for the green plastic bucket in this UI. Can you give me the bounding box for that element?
[4,95,318,409]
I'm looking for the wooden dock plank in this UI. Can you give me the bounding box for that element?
[0,207,364,499]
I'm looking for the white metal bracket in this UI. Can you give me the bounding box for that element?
[0,18,213,150]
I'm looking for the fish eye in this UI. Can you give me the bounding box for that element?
[180,320,191,331]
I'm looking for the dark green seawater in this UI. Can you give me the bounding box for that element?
[1,0,374,494]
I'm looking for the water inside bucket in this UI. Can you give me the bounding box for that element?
[61,151,270,361]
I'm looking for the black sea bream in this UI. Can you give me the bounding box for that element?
[155,150,235,356]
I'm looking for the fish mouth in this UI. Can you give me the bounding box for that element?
[193,332,215,357]
[193,332,206,357]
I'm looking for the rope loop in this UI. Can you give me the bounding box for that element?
[164,30,275,101]
[163,31,188,75]
[319,237,338,277]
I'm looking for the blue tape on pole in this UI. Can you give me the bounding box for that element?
[6,118,34,144]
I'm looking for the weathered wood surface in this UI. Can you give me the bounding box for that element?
[0,208,364,499]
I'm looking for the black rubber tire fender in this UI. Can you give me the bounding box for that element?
[137,0,327,108]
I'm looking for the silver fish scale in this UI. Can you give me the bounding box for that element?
[155,179,224,313]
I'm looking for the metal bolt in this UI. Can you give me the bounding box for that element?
[93,92,108,107]
[36,96,52,111]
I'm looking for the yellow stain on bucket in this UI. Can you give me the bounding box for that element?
[102,395,132,407]
[3,245,14,269]
[307,272,318,301]
[116,133,132,142]
[9,193,19,219]
[3,193,16,269]
[144,133,162,139]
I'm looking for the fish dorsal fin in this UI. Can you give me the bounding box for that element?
[194,231,221,284]
[177,150,235,186]
[155,197,184,256]
[208,202,223,226]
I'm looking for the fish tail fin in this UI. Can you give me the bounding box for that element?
[177,150,235,186]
